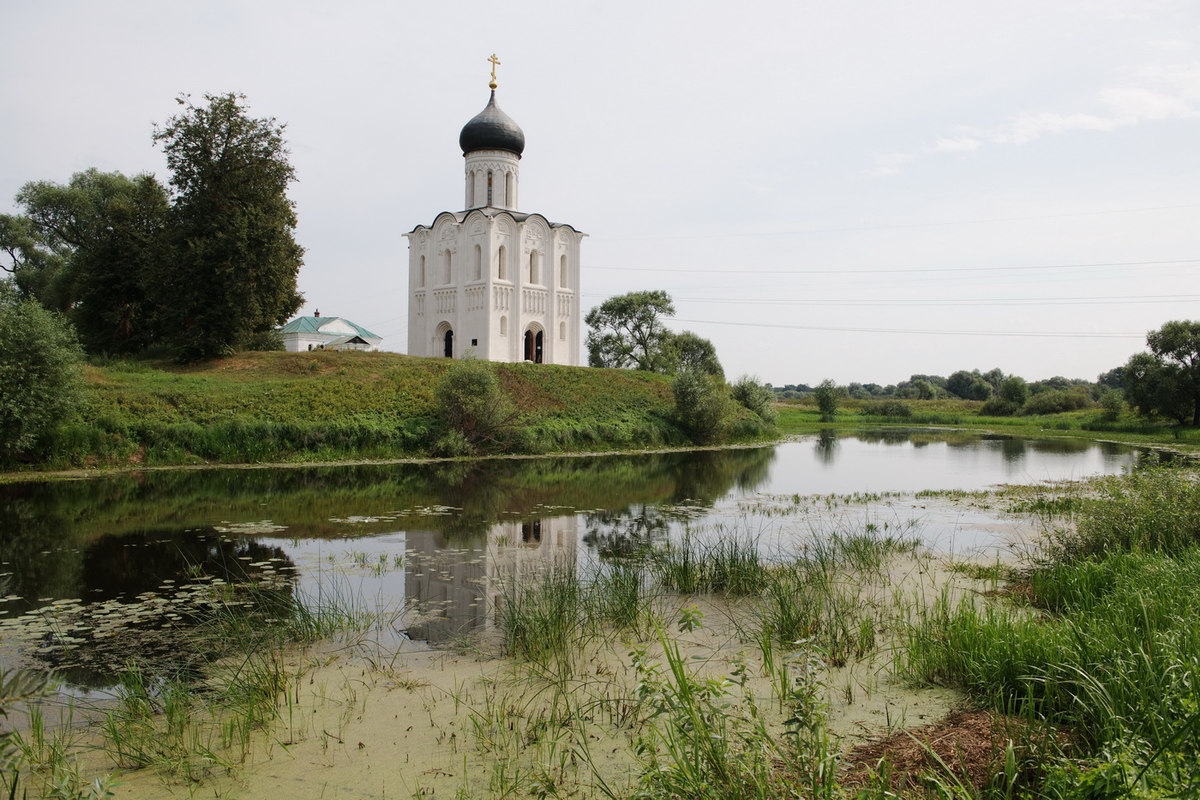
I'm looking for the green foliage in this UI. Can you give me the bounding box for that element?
[1098,388,1124,422]
[585,289,675,371]
[662,329,724,377]
[433,356,516,455]
[980,396,1020,416]
[154,93,304,361]
[1022,389,1092,415]
[0,285,85,463]
[1123,321,1200,426]
[730,375,777,424]
[242,328,285,352]
[672,368,735,445]
[15,169,170,355]
[0,212,71,310]
[813,379,840,421]
[999,375,1029,405]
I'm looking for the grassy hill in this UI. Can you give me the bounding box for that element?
[34,350,761,470]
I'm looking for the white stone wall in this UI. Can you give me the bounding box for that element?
[405,210,583,365]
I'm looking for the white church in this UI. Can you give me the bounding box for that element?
[405,59,585,365]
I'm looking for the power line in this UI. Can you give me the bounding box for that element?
[585,258,1200,275]
[657,293,1200,307]
[670,318,1144,339]
[593,204,1200,242]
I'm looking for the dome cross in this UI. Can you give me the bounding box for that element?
[488,54,501,89]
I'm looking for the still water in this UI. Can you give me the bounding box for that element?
[0,430,1141,689]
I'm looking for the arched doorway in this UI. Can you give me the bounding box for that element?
[523,328,544,363]
[443,329,454,358]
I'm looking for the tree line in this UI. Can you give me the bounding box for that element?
[0,92,303,362]
[788,320,1200,426]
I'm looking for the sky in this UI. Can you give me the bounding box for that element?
[3,0,1198,387]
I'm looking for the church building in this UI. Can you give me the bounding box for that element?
[405,58,585,365]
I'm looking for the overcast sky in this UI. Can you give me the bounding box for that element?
[4,0,1198,386]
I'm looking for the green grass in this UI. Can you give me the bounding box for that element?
[19,351,731,470]
[901,464,1200,797]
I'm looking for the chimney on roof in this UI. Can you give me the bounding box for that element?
[314,309,320,318]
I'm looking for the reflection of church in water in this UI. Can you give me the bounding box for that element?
[405,55,585,365]
[404,515,579,643]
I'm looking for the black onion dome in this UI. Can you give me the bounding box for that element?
[459,91,525,156]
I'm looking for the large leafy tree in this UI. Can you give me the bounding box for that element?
[14,169,170,353]
[1123,320,1200,425]
[585,291,723,377]
[0,283,84,463]
[154,93,303,361]
[586,290,676,371]
[0,212,71,311]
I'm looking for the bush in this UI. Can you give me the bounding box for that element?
[730,375,777,425]
[1022,390,1091,415]
[243,328,285,352]
[979,397,1020,417]
[998,376,1029,406]
[433,357,515,455]
[673,369,734,445]
[1097,388,1125,422]
[813,379,840,421]
[0,288,86,463]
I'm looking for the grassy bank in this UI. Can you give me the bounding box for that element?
[19,351,775,471]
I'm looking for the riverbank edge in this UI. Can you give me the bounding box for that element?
[4,421,1187,486]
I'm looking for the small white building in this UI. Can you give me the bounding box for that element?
[404,68,585,365]
[281,313,382,352]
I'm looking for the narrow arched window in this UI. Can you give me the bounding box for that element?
[560,255,567,287]
[444,251,452,284]
[474,244,482,281]
[467,171,475,207]
[505,172,513,207]
[500,316,508,336]
[529,251,538,284]
[487,171,493,206]
[444,329,454,358]
[498,245,507,280]
[559,321,566,340]
[419,255,425,288]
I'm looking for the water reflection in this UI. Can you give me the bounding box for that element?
[0,432,1142,689]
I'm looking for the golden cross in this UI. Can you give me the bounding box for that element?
[488,54,501,87]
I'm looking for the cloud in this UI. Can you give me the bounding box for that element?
[865,151,914,177]
[929,60,1200,153]
[929,135,983,153]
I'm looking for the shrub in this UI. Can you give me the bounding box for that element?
[0,288,86,463]
[1022,390,1091,416]
[1098,388,1125,422]
[730,375,777,425]
[998,376,1029,406]
[673,369,734,445]
[433,357,515,455]
[979,397,1020,417]
[813,379,840,421]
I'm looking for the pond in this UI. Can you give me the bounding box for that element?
[0,429,1142,692]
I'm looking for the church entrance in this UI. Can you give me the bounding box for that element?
[523,329,543,363]
[443,329,454,358]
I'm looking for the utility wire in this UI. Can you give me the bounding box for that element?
[585,258,1200,275]
[593,204,1200,242]
[670,318,1144,339]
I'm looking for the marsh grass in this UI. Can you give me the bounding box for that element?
[901,464,1200,797]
